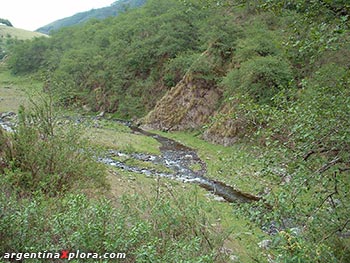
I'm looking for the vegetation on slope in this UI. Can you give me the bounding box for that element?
[7,0,231,118]
[3,0,350,261]
[0,18,13,27]
[0,25,47,60]
[0,26,46,40]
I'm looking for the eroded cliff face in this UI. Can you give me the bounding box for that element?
[202,100,252,146]
[141,46,252,146]
[141,75,254,145]
[141,72,221,131]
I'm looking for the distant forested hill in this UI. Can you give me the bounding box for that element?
[36,0,146,34]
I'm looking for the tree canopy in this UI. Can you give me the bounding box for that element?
[0,18,13,27]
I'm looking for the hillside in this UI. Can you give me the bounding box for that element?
[0,25,47,60]
[0,25,47,40]
[36,0,146,34]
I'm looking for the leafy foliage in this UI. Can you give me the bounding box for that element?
[7,38,49,74]
[223,56,293,104]
[0,96,105,196]
[0,190,226,262]
[0,18,13,27]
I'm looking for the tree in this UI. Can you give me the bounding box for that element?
[0,18,13,27]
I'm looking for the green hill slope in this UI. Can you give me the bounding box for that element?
[0,25,47,40]
[0,25,47,59]
[36,0,146,34]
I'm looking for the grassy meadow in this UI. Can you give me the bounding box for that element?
[0,25,47,40]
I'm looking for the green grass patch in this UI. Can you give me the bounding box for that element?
[0,25,47,40]
[85,126,161,155]
[0,66,43,112]
[83,119,161,155]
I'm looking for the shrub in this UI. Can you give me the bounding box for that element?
[235,24,282,62]
[163,51,200,87]
[223,56,293,104]
[0,97,106,196]
[0,187,227,262]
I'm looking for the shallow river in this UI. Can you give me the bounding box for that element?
[100,124,261,203]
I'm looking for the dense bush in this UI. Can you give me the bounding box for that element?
[163,51,200,87]
[233,46,350,263]
[7,38,49,74]
[0,190,226,262]
[223,56,293,104]
[0,97,106,196]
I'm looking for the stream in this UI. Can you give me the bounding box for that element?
[0,112,15,132]
[100,123,261,203]
[0,112,261,203]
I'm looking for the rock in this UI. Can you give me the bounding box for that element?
[1,111,16,119]
[93,121,100,128]
[0,123,13,132]
[82,104,91,112]
[141,61,222,131]
[0,112,16,132]
[262,221,279,235]
[258,239,272,250]
[282,174,292,184]
[229,255,239,262]
[205,193,226,202]
[337,231,350,238]
[184,154,193,159]
[212,196,226,202]
[290,227,301,236]
[97,111,105,118]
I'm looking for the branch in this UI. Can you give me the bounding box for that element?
[303,148,339,161]
[303,150,316,161]
[339,167,350,173]
[323,219,350,241]
[317,157,341,174]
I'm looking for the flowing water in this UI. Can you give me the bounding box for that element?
[0,112,15,132]
[100,124,261,203]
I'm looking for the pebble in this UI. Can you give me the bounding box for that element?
[258,239,272,250]
[230,255,239,262]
